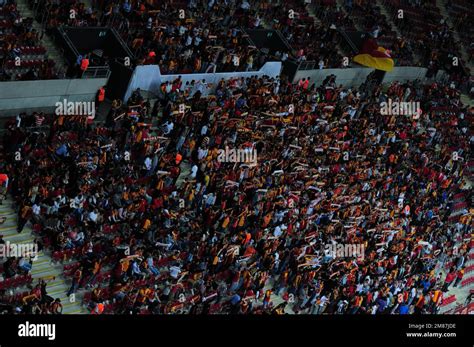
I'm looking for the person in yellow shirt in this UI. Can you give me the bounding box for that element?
[143,218,151,231]
[221,214,230,232]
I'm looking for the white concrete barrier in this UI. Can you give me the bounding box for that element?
[124,62,283,101]
[292,66,447,86]
[0,78,109,116]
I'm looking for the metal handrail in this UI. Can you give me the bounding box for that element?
[82,66,111,79]
[58,27,80,57]
[110,27,135,61]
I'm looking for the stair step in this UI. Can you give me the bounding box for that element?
[0,195,83,314]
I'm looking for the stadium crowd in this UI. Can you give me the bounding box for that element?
[0,1,58,81]
[23,0,473,75]
[1,71,472,314]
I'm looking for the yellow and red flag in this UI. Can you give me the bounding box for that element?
[353,38,394,72]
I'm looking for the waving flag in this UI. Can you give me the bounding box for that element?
[353,38,394,72]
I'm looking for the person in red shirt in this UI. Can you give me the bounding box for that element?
[0,173,8,205]
[80,55,90,77]
[442,270,456,292]
[453,268,465,288]
[96,86,106,105]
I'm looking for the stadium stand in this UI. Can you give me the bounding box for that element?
[0,71,472,314]
[0,0,472,319]
[0,0,59,80]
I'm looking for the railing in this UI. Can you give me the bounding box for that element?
[30,0,44,16]
[58,27,80,57]
[0,125,50,135]
[274,30,294,53]
[29,0,48,32]
[297,61,318,71]
[339,29,359,53]
[82,66,111,79]
[110,28,135,61]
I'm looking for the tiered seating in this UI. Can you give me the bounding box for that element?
[312,0,417,66]
[82,287,111,306]
[0,19,14,32]
[440,294,457,307]
[461,276,474,288]
[52,247,84,263]
[0,274,33,290]
[382,0,466,71]
[383,0,442,37]
[345,0,414,66]
[16,45,46,58]
[1,290,31,305]
[0,1,58,80]
[312,0,356,31]
[446,0,474,51]
[4,59,54,70]
[467,161,474,180]
[209,302,223,314]
[452,302,474,314]
[63,262,82,277]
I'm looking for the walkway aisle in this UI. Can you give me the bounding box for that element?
[0,197,86,314]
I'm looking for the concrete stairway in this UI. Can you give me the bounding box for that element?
[304,0,345,60]
[375,0,402,37]
[375,0,425,65]
[438,186,472,313]
[336,0,361,30]
[15,0,68,77]
[435,0,473,72]
[304,0,322,26]
[0,197,86,314]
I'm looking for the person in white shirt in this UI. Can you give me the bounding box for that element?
[274,225,282,238]
[195,79,207,95]
[88,210,98,223]
[169,265,181,279]
[241,0,250,10]
[198,147,208,160]
[144,157,152,171]
[163,121,174,135]
[194,36,202,46]
[191,164,198,178]
[312,295,328,314]
[74,194,85,208]
[32,204,41,215]
[185,34,193,46]
[205,193,216,208]
[318,59,325,70]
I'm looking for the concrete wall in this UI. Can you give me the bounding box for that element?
[292,66,447,87]
[124,62,283,101]
[0,78,108,116]
[0,64,448,117]
[382,67,429,83]
[125,65,161,102]
[293,67,373,86]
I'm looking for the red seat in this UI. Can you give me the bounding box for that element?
[3,278,13,289]
[52,251,62,262]
[25,274,32,284]
[64,249,73,260]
